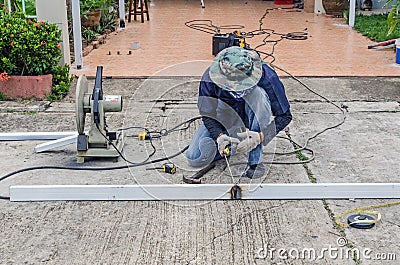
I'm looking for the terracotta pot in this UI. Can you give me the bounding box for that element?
[81,9,102,27]
[0,74,53,99]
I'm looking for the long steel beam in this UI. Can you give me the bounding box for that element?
[9,183,400,201]
[0,132,77,141]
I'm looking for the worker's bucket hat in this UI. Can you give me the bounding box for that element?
[209,46,262,92]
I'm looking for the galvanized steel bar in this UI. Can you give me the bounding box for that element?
[9,183,400,201]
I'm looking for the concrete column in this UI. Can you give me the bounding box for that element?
[36,0,71,66]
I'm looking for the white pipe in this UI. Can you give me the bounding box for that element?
[349,0,356,27]
[7,0,12,12]
[71,0,83,69]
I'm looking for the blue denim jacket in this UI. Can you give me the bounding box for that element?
[198,63,291,142]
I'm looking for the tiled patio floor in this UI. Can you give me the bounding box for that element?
[71,0,400,77]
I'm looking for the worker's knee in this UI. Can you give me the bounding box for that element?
[186,137,217,167]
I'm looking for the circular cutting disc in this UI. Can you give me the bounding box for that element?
[347,214,376,229]
[76,75,88,135]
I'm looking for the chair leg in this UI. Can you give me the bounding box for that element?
[144,0,150,21]
[128,0,133,22]
[140,0,144,23]
[134,0,138,21]
[128,0,149,23]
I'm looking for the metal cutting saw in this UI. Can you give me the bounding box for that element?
[75,66,124,163]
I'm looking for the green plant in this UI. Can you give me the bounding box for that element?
[80,0,104,18]
[0,91,5,100]
[15,0,36,17]
[0,9,72,100]
[94,3,118,33]
[385,0,399,35]
[0,9,61,76]
[82,27,100,43]
[47,64,73,101]
[354,13,400,42]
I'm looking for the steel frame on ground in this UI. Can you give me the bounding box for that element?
[9,183,400,201]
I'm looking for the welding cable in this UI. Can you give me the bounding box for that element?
[270,63,347,154]
[93,116,202,165]
[95,123,157,165]
[184,19,245,35]
[0,115,202,201]
[0,144,190,200]
[158,116,202,135]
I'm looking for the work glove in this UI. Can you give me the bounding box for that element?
[236,129,263,153]
[216,134,240,155]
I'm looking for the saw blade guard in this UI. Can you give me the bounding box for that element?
[76,75,89,135]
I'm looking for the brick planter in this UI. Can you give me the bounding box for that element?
[0,74,52,99]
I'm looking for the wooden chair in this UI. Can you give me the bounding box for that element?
[128,0,149,23]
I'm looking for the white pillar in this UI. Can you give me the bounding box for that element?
[71,0,83,69]
[118,0,126,28]
[314,0,326,14]
[349,0,356,27]
[36,0,71,66]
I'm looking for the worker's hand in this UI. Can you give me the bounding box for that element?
[216,134,240,155]
[236,129,263,153]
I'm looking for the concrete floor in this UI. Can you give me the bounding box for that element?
[0,75,399,264]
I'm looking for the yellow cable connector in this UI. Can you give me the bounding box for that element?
[222,147,230,156]
[138,131,148,140]
[239,38,245,48]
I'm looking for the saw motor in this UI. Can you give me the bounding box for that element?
[75,66,124,163]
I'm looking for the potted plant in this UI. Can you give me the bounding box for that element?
[0,9,72,100]
[80,0,104,28]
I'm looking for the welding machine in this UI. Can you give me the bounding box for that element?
[212,30,247,56]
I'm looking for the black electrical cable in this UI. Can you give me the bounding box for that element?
[270,62,347,153]
[161,116,202,135]
[248,7,344,155]
[95,123,157,164]
[184,19,245,35]
[0,115,204,200]
[184,8,308,65]
[0,10,343,201]
[184,9,343,162]
[0,145,189,196]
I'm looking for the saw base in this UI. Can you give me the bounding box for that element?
[77,132,125,163]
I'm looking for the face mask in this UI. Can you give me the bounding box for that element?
[227,86,256,100]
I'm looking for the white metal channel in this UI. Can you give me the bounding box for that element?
[9,183,400,201]
[0,132,77,141]
[34,135,78,153]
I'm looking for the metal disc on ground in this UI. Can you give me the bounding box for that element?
[347,214,376,229]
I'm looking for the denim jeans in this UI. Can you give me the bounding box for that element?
[186,86,272,167]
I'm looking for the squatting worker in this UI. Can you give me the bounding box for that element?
[186,46,292,179]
